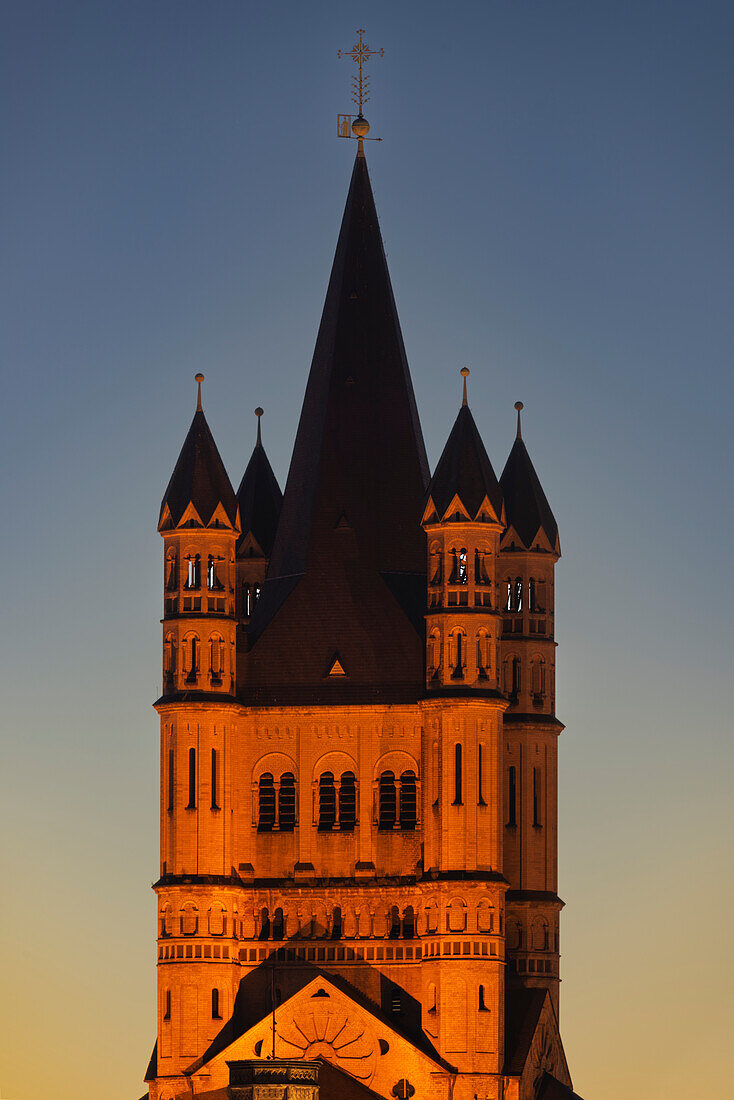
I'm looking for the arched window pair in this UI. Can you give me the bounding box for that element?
[377,771,417,831]
[258,772,296,832]
[449,548,468,585]
[165,551,178,592]
[474,549,491,586]
[318,771,357,831]
[506,576,523,611]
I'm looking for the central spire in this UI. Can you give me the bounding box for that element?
[246,148,429,702]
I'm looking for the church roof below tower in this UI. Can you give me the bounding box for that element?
[159,378,238,529]
[236,409,282,556]
[427,401,503,521]
[499,430,558,551]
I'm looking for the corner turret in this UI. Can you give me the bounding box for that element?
[235,408,283,625]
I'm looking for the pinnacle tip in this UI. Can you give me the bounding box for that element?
[195,373,204,411]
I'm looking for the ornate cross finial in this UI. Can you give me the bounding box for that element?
[195,372,204,411]
[337,30,383,148]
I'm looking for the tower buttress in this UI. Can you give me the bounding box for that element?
[499,402,563,1011]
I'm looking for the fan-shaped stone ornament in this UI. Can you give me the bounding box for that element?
[275,1004,378,1083]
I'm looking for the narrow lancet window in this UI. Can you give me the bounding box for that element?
[211,749,219,810]
[478,744,486,805]
[167,749,174,812]
[339,771,356,831]
[211,988,221,1019]
[378,771,397,830]
[258,773,275,831]
[187,747,196,809]
[454,744,463,804]
[185,554,201,590]
[508,765,517,827]
[399,771,417,830]
[318,772,336,831]
[533,767,541,827]
[278,772,296,831]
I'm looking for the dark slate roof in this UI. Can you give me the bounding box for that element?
[499,436,558,551]
[144,1039,157,1082]
[159,409,238,528]
[427,404,503,520]
[503,987,548,1076]
[245,149,429,703]
[236,437,283,556]
[536,1073,585,1100]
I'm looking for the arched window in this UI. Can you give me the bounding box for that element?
[187,748,196,809]
[531,657,545,701]
[339,771,356,831]
[278,772,296,831]
[184,635,199,684]
[258,773,275,831]
[167,749,174,812]
[533,767,541,827]
[181,903,198,935]
[399,771,417,830]
[476,630,489,678]
[210,749,219,810]
[475,549,490,585]
[272,908,285,940]
[163,634,177,685]
[331,906,342,939]
[388,905,401,939]
[505,578,513,611]
[318,772,336,831]
[185,554,201,590]
[165,551,178,591]
[507,766,517,827]
[458,548,468,583]
[430,547,442,585]
[528,577,537,611]
[477,744,486,805]
[451,631,465,679]
[164,990,171,1019]
[514,577,523,611]
[511,657,521,701]
[210,635,224,682]
[479,985,488,1011]
[428,629,441,676]
[403,905,415,939]
[449,549,460,584]
[258,906,270,940]
[378,771,397,830]
[212,988,221,1019]
[207,555,223,591]
[454,744,463,805]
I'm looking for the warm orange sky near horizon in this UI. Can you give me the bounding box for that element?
[1,3,732,1099]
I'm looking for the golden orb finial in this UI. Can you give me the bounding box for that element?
[352,115,370,138]
[195,373,205,411]
[461,367,470,407]
[514,400,524,439]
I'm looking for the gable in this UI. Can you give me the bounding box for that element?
[511,989,572,1100]
[189,976,451,1100]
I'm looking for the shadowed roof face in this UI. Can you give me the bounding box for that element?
[246,150,429,700]
[236,441,283,556]
[499,437,559,550]
[427,404,503,519]
[159,409,238,528]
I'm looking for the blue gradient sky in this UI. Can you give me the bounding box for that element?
[1,3,732,1098]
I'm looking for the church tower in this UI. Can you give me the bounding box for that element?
[144,38,580,1100]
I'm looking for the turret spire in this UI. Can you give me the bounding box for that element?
[255,406,263,446]
[514,400,523,439]
[195,372,204,412]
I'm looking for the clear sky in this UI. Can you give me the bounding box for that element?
[1,2,732,1098]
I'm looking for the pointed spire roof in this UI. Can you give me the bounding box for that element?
[499,404,559,551]
[427,373,503,521]
[236,408,283,556]
[159,376,238,529]
[246,150,429,702]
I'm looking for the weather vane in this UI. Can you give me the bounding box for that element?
[337,29,383,144]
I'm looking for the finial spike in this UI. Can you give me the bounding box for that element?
[195,373,204,412]
[460,367,470,407]
[255,406,263,446]
[514,401,524,439]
